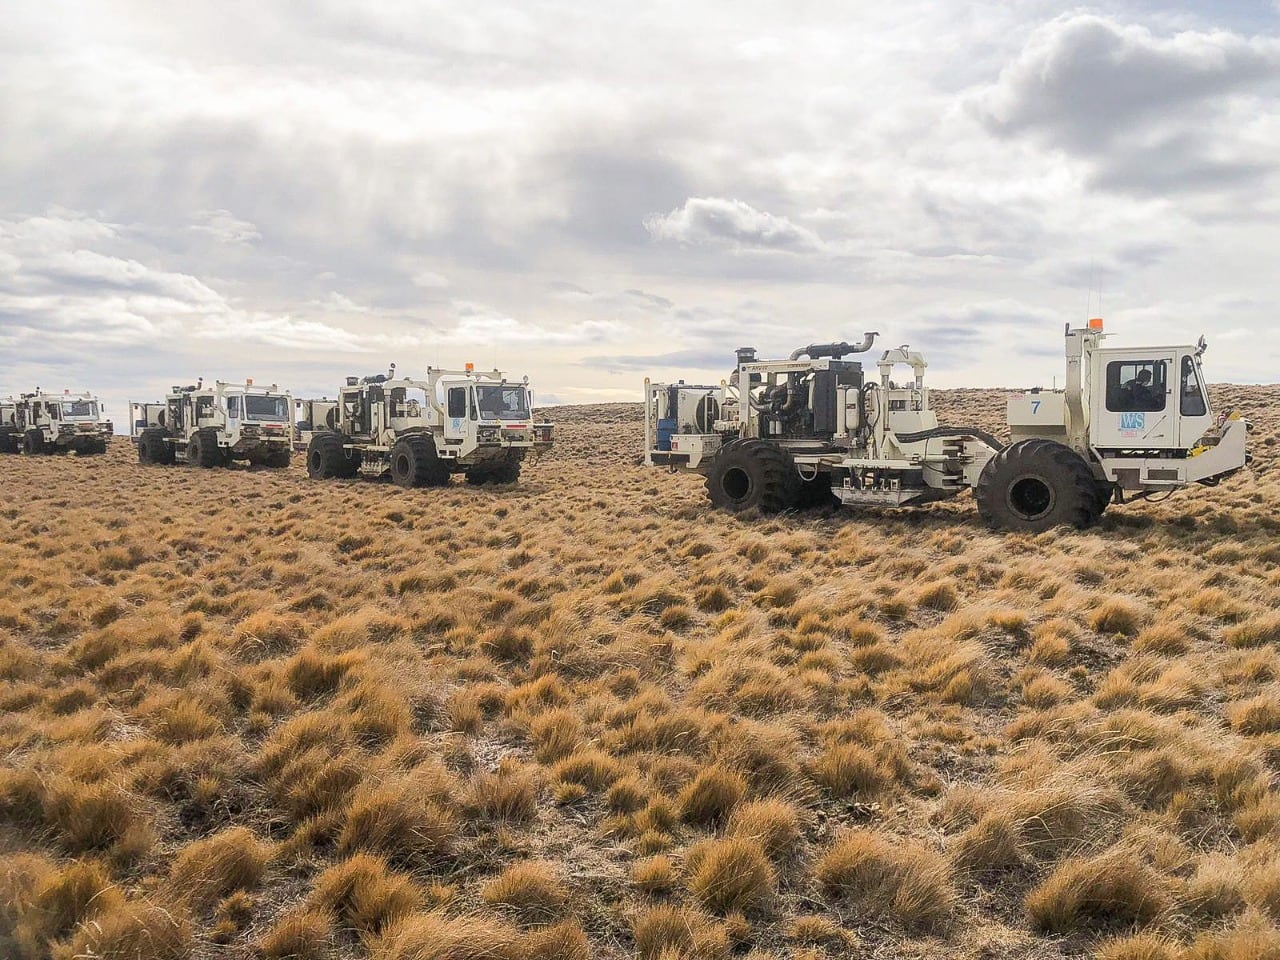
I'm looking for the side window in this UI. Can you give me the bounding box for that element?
[227,396,240,418]
[1180,356,1207,417]
[447,387,466,418]
[1106,360,1167,413]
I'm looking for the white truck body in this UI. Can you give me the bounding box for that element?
[7,391,111,455]
[131,380,293,467]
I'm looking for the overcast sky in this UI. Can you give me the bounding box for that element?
[2,1,1278,420]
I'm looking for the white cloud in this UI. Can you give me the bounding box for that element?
[191,209,261,245]
[0,2,1277,412]
[317,291,369,313]
[412,271,450,289]
[644,197,824,252]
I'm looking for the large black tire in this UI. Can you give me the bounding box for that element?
[138,430,174,465]
[307,433,360,480]
[976,439,1104,532]
[705,438,802,514]
[82,437,108,456]
[264,446,291,469]
[187,428,221,468]
[0,431,18,454]
[22,430,46,456]
[389,435,449,488]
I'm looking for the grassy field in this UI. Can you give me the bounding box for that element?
[2,385,1279,960]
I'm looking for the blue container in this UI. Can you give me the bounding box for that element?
[656,417,677,451]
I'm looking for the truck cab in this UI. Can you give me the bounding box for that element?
[132,379,293,467]
[13,391,111,455]
[436,371,548,454]
[306,363,553,488]
[1088,346,1213,452]
[1005,321,1247,498]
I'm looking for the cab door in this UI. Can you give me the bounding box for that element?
[444,384,468,442]
[1092,351,1177,448]
[1175,354,1213,449]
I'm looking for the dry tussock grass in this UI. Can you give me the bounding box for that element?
[2,388,1280,958]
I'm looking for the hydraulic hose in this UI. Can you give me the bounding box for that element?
[892,425,1006,453]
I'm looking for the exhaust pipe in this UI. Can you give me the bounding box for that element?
[790,332,878,360]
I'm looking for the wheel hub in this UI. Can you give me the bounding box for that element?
[1007,474,1055,521]
[721,466,751,501]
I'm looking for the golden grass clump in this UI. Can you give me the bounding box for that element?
[632,903,728,960]
[31,858,124,941]
[45,777,147,855]
[308,854,421,936]
[1095,932,1179,960]
[1181,854,1246,923]
[168,826,271,910]
[480,860,569,924]
[551,747,622,791]
[1091,597,1149,637]
[1025,851,1171,934]
[232,609,307,660]
[1225,613,1280,649]
[632,855,678,895]
[61,901,191,960]
[605,775,648,814]
[521,920,591,960]
[527,707,583,763]
[1181,919,1280,959]
[815,830,954,932]
[684,837,775,916]
[370,911,521,960]
[257,905,333,959]
[677,765,747,827]
[726,798,802,862]
[1245,854,1280,920]
[339,776,458,862]
[811,741,906,798]
[1228,692,1280,735]
[787,913,850,949]
[466,763,540,822]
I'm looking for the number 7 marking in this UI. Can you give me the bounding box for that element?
[1031,401,1041,414]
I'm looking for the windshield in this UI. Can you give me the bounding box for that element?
[475,384,530,421]
[61,400,98,419]
[243,395,290,421]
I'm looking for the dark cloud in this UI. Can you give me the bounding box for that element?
[974,14,1280,194]
[977,14,1280,147]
